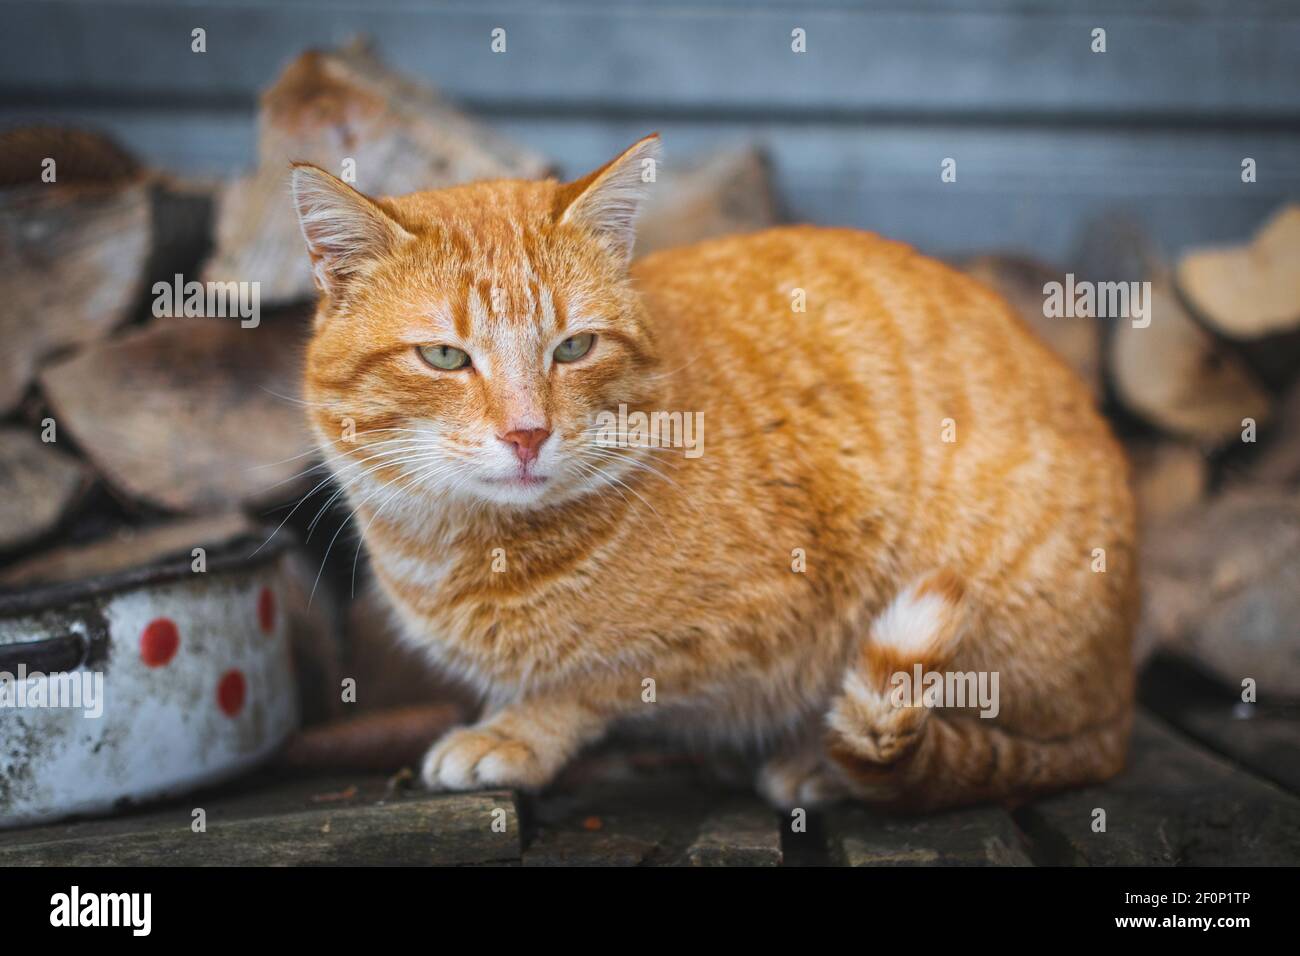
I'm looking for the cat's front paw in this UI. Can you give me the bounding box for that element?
[421,725,555,792]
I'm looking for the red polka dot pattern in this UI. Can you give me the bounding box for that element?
[140,618,180,667]
[218,670,246,717]
[258,586,276,634]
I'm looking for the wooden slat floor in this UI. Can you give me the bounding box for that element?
[2,659,1296,866]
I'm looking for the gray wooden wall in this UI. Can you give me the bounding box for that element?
[2,0,1298,262]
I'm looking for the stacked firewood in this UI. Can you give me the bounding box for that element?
[963,208,1300,698]
[0,42,781,738]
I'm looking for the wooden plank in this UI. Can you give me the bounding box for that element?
[826,805,1033,866]
[3,1,1299,118]
[1169,710,1300,797]
[0,775,522,865]
[1141,655,1300,796]
[492,117,1300,260]
[1015,712,1300,866]
[684,804,783,867]
[10,107,1298,263]
[522,749,774,866]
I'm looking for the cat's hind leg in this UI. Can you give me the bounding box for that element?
[824,570,1130,812]
[756,733,848,810]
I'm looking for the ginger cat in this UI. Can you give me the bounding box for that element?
[292,135,1137,811]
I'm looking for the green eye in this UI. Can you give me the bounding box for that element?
[418,345,471,371]
[553,333,594,363]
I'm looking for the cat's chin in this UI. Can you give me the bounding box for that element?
[468,474,556,508]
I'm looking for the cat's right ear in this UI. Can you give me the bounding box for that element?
[290,163,413,296]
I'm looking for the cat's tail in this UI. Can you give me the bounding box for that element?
[825,569,1130,811]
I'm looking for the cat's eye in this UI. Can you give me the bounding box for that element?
[553,333,594,363]
[418,344,472,371]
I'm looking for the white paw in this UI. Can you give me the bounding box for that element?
[757,754,847,810]
[420,725,551,792]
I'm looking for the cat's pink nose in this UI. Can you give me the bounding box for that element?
[499,427,551,465]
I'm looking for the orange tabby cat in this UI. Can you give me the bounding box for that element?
[292,135,1136,811]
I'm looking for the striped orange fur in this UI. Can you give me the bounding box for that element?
[292,135,1138,811]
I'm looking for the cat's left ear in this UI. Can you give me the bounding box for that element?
[556,134,661,263]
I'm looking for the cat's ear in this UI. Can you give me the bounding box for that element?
[290,163,413,295]
[556,134,661,263]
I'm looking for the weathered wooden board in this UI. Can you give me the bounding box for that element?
[0,775,521,866]
[15,105,1296,264]
[684,804,783,867]
[0,719,1294,865]
[826,804,1033,866]
[523,749,778,867]
[1015,713,1300,866]
[5,1,1299,117]
[1141,655,1300,797]
[1161,711,1300,799]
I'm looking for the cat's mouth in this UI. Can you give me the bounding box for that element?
[481,474,549,488]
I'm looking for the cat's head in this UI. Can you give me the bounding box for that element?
[292,135,662,511]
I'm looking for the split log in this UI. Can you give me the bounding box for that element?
[1125,439,1208,529]
[38,312,316,513]
[1109,272,1271,443]
[0,426,90,553]
[0,512,252,587]
[960,255,1102,399]
[1137,489,1300,696]
[635,146,780,256]
[0,127,151,413]
[1177,204,1300,340]
[202,39,551,305]
[1234,378,1300,488]
[1072,214,1273,442]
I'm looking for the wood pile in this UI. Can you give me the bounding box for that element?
[963,210,1300,691]
[0,43,783,744]
[203,38,552,305]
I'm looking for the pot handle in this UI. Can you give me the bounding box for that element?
[0,626,96,674]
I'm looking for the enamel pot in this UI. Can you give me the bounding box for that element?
[0,524,303,828]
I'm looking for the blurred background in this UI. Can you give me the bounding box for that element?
[0,1,1298,856]
[2,0,1298,258]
